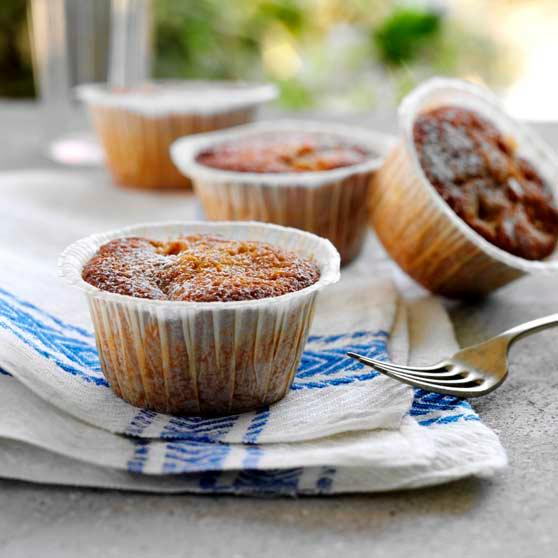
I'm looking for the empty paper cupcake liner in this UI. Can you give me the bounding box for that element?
[170,120,395,264]
[370,77,558,297]
[59,221,340,416]
[77,80,277,190]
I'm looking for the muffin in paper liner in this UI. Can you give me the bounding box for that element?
[76,80,277,191]
[59,221,340,416]
[370,77,558,298]
[170,120,395,264]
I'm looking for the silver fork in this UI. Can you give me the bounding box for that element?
[347,314,558,397]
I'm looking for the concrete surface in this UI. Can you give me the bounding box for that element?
[0,104,556,557]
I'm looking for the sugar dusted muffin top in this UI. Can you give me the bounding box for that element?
[195,133,371,173]
[82,234,320,302]
[413,106,558,260]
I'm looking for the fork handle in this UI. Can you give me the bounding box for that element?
[500,313,558,345]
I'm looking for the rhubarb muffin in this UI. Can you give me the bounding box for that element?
[413,106,558,261]
[60,221,340,416]
[77,80,277,190]
[171,121,394,264]
[370,78,558,297]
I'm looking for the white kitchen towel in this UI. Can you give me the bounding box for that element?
[0,169,507,493]
[0,295,506,493]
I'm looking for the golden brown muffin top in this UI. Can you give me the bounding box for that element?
[82,234,320,302]
[413,106,558,260]
[196,133,371,173]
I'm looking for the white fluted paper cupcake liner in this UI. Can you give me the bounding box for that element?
[59,221,340,416]
[77,80,277,190]
[170,120,395,263]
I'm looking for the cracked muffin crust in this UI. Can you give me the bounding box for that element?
[414,106,558,260]
[195,133,371,173]
[82,234,321,302]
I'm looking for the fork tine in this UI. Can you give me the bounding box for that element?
[361,360,461,385]
[364,360,471,380]
[365,364,496,397]
[368,362,456,383]
[364,360,463,379]
[347,352,449,374]
[346,352,502,396]
[365,360,477,386]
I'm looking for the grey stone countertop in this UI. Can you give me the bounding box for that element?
[0,103,556,558]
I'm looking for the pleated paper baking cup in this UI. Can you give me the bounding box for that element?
[171,121,395,264]
[59,221,340,416]
[76,81,277,191]
[370,78,558,298]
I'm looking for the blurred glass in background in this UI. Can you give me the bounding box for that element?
[1,0,557,119]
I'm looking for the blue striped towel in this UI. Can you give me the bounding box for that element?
[0,274,506,494]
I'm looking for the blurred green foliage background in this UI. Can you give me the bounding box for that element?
[153,0,511,110]
[0,0,512,110]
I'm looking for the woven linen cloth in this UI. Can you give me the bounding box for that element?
[0,169,507,494]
